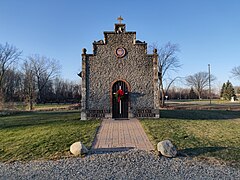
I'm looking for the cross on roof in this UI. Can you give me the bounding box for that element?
[117,16,123,24]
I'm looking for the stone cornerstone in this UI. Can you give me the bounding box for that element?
[80,22,160,120]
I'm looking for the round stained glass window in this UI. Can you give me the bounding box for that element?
[115,47,126,58]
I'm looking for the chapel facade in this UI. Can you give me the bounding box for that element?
[80,19,160,120]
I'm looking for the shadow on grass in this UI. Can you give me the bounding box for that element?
[180,146,227,157]
[160,110,240,120]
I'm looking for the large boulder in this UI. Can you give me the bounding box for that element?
[70,142,88,156]
[157,140,177,158]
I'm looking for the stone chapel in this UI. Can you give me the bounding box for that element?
[80,18,160,120]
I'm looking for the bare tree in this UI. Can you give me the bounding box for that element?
[185,72,216,99]
[151,42,181,107]
[231,66,240,80]
[2,68,23,102]
[0,43,22,107]
[22,60,36,110]
[28,55,61,103]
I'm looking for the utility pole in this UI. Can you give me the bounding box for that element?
[208,64,212,105]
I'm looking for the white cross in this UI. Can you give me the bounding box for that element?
[119,85,122,114]
[113,85,122,114]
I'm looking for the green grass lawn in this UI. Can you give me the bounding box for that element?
[0,111,100,162]
[141,110,240,166]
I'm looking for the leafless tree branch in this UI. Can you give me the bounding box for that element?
[185,72,216,99]
[0,43,21,107]
[26,54,61,103]
[150,42,181,107]
[231,66,240,80]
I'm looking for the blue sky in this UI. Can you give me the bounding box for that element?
[1,0,240,88]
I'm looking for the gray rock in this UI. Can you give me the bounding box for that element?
[70,142,88,156]
[157,140,177,157]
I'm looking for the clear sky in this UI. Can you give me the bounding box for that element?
[1,0,240,88]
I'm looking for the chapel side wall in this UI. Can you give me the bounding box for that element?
[87,32,154,114]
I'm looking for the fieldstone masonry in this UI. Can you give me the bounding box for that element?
[81,22,160,120]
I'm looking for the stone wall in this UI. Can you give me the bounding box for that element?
[81,24,159,119]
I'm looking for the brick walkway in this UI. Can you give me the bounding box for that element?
[91,118,154,152]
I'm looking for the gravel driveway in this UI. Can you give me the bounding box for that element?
[0,150,239,180]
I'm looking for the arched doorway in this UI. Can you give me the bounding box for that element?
[112,81,129,119]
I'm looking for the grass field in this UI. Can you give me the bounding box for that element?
[165,99,240,111]
[141,110,240,166]
[0,110,100,162]
[1,103,240,167]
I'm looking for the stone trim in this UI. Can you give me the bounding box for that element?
[81,50,87,120]
[103,31,136,35]
[153,49,160,109]
[135,109,159,118]
[86,109,110,119]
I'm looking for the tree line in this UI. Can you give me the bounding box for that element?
[2,42,240,110]
[0,43,81,110]
[152,42,240,106]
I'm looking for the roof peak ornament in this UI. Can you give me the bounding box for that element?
[117,16,123,24]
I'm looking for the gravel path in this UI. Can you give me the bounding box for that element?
[0,150,239,180]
